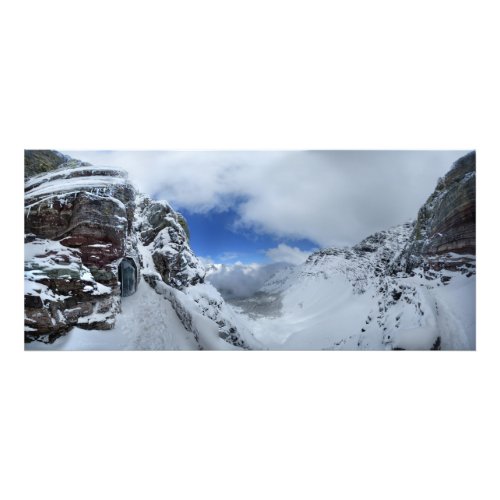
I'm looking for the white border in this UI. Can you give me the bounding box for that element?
[1,1,498,499]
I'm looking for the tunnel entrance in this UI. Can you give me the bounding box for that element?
[119,258,137,297]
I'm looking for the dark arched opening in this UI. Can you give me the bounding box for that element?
[119,258,137,297]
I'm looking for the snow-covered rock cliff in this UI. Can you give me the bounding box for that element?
[24,151,253,349]
[396,150,476,272]
[24,159,138,341]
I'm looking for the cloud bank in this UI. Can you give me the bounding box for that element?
[204,261,290,299]
[64,150,467,247]
[265,243,313,265]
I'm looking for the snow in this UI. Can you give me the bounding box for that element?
[77,312,114,326]
[225,225,476,351]
[24,164,127,189]
[24,171,475,351]
[24,240,83,303]
[26,222,475,351]
[233,266,377,349]
[25,175,128,201]
[390,326,439,350]
[25,280,200,351]
[24,238,115,315]
[430,273,476,349]
[24,279,55,301]
[228,270,475,350]
[91,282,112,296]
[24,239,78,264]
[26,239,238,351]
[146,279,240,350]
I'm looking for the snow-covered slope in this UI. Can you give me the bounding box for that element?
[229,152,476,351]
[133,196,259,349]
[231,224,475,350]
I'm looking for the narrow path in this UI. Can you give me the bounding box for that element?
[25,280,199,351]
[433,293,470,350]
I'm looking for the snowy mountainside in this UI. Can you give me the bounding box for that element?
[261,223,414,296]
[132,196,257,349]
[24,152,257,350]
[230,151,476,350]
[232,223,475,350]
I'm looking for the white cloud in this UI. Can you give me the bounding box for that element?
[203,242,314,298]
[204,262,290,299]
[265,243,313,265]
[63,150,468,247]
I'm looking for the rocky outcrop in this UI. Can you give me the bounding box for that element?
[398,151,476,272]
[135,196,204,289]
[24,239,119,342]
[24,154,139,342]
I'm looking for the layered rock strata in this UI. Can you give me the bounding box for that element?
[398,151,476,272]
[24,155,139,341]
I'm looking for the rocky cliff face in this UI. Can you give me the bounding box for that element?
[398,151,476,272]
[24,155,139,341]
[24,150,250,349]
[135,196,204,288]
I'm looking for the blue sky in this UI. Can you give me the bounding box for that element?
[181,207,316,264]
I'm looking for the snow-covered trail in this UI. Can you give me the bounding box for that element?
[25,280,200,351]
[432,275,476,350]
[116,280,199,350]
[26,238,243,351]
